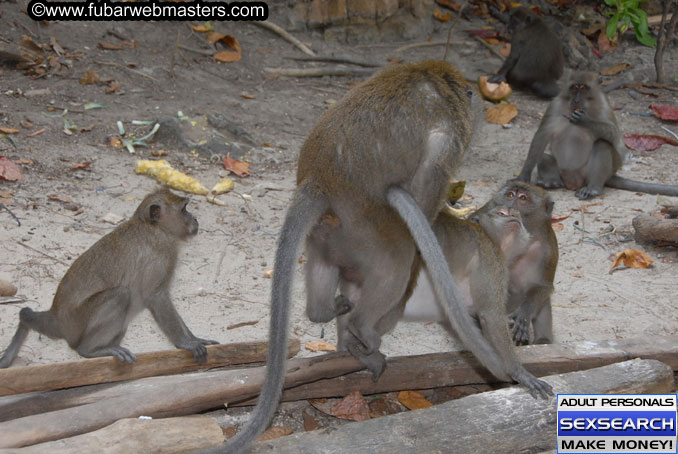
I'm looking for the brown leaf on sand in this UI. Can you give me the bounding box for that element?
[433,8,452,22]
[485,103,518,124]
[600,62,630,76]
[398,390,433,410]
[331,391,370,421]
[0,157,24,181]
[257,427,293,442]
[609,249,654,274]
[623,133,678,151]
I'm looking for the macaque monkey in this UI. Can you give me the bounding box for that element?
[473,181,558,345]
[216,61,552,454]
[517,71,678,199]
[489,7,564,98]
[0,188,217,368]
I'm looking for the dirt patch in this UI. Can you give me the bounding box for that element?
[0,1,676,420]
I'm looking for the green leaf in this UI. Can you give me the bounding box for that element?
[636,32,656,47]
[604,0,617,6]
[606,13,620,38]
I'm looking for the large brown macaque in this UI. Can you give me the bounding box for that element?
[215,61,552,454]
[489,7,564,98]
[0,188,217,368]
[517,71,678,199]
[473,181,558,345]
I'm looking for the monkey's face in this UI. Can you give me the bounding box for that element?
[567,83,591,111]
[180,201,199,238]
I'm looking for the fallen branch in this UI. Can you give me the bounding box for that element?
[264,67,375,78]
[0,353,365,448]
[394,40,465,53]
[251,359,674,453]
[16,241,69,266]
[177,44,214,57]
[250,21,315,56]
[285,55,382,68]
[472,35,505,60]
[0,416,223,454]
[633,215,678,245]
[0,339,300,397]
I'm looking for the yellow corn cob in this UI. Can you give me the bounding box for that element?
[135,160,209,195]
[210,178,234,195]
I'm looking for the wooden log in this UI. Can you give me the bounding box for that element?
[251,359,675,453]
[2,335,677,423]
[633,215,678,244]
[0,353,365,448]
[0,416,223,454]
[0,339,300,397]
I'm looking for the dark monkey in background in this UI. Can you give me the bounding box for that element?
[517,71,678,199]
[489,7,564,99]
[213,61,552,454]
[0,188,217,368]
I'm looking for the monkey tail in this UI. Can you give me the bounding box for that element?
[386,187,511,381]
[212,182,329,454]
[0,307,62,368]
[606,176,678,197]
[0,309,33,368]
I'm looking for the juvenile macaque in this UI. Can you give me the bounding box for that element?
[517,71,678,199]
[0,188,217,368]
[489,7,564,98]
[216,61,551,454]
[473,181,558,344]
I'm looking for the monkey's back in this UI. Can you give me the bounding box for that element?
[51,220,178,315]
[297,61,473,206]
[510,20,563,85]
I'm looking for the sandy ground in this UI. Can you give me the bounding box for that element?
[0,1,676,412]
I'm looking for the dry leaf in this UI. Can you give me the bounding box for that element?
[579,201,602,213]
[151,149,168,157]
[223,427,237,439]
[465,30,500,39]
[98,42,124,50]
[302,410,321,431]
[649,104,678,121]
[597,32,616,52]
[257,427,293,442]
[435,0,462,12]
[15,158,32,165]
[552,222,564,232]
[241,92,256,99]
[79,70,100,85]
[398,390,433,410]
[20,119,33,129]
[609,249,654,274]
[0,127,19,134]
[485,103,518,124]
[331,391,370,421]
[623,133,678,151]
[48,194,73,203]
[223,153,251,177]
[368,395,404,418]
[214,50,241,63]
[433,8,452,22]
[106,80,121,94]
[305,341,337,352]
[191,25,210,33]
[109,137,124,147]
[21,36,44,53]
[70,161,92,170]
[552,211,573,222]
[227,320,259,330]
[206,31,225,44]
[0,157,24,181]
[263,269,273,278]
[600,62,630,76]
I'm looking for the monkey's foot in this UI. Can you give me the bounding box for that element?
[333,295,354,317]
[509,317,530,346]
[347,342,386,381]
[488,74,505,84]
[536,179,564,189]
[575,186,602,200]
[180,338,219,363]
[511,367,553,399]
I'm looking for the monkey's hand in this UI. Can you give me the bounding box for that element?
[509,314,530,346]
[488,73,506,84]
[179,337,219,363]
[563,109,592,125]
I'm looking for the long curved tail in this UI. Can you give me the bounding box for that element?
[0,308,34,368]
[607,175,678,196]
[204,182,328,454]
[386,187,510,381]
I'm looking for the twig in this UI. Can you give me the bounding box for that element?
[93,60,158,82]
[0,297,24,305]
[0,203,20,226]
[395,40,464,53]
[443,2,468,61]
[16,241,69,267]
[472,35,505,60]
[661,126,678,141]
[264,67,375,78]
[285,56,381,68]
[250,20,315,56]
[176,44,213,57]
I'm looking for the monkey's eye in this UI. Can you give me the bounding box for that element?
[466,88,474,98]
[506,191,515,199]
[518,193,528,201]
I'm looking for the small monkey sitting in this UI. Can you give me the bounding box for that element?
[0,188,218,368]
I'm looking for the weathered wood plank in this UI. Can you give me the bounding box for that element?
[0,339,300,397]
[0,416,223,454]
[250,359,675,453]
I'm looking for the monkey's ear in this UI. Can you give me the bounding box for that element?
[149,204,162,222]
[470,216,480,224]
[544,199,554,216]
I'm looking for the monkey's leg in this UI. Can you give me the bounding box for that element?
[305,238,344,323]
[576,141,615,200]
[147,290,218,363]
[536,154,565,189]
[74,288,138,363]
[531,299,553,344]
[530,80,559,99]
